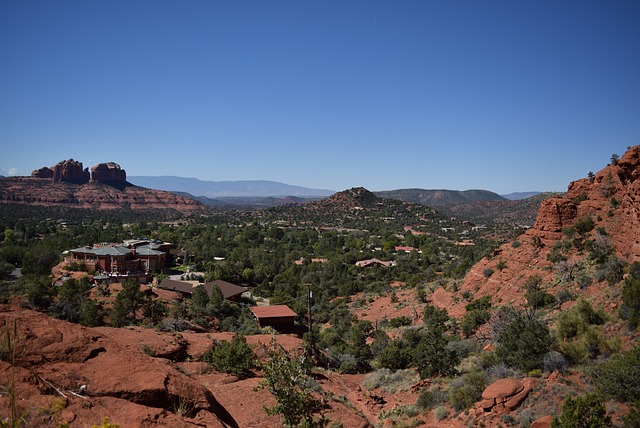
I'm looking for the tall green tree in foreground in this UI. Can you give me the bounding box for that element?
[260,338,323,427]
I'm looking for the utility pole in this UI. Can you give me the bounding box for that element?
[307,285,313,350]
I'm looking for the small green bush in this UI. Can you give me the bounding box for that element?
[447,369,487,412]
[433,405,449,421]
[590,345,640,402]
[203,335,256,378]
[551,393,611,427]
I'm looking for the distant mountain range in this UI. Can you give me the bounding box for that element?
[375,188,507,206]
[129,175,541,201]
[128,176,335,198]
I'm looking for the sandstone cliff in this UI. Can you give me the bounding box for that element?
[9,158,205,214]
[454,145,640,311]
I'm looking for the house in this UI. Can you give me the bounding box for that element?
[158,278,194,296]
[67,239,170,275]
[65,239,172,284]
[355,258,397,268]
[203,280,248,302]
[249,305,297,331]
[294,257,329,265]
[394,246,422,254]
[157,278,248,302]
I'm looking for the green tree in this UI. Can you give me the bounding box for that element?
[413,326,459,378]
[551,393,611,427]
[496,312,552,371]
[23,275,53,310]
[51,277,92,323]
[260,339,323,427]
[191,284,209,310]
[621,276,640,329]
[203,335,256,378]
[79,299,103,327]
[110,280,144,327]
[591,345,640,402]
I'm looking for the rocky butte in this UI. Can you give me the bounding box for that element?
[0,159,204,214]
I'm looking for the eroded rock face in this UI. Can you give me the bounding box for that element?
[31,166,54,178]
[91,162,127,183]
[455,145,640,313]
[51,159,90,184]
[0,308,228,427]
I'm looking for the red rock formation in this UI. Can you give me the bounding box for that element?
[452,145,640,313]
[0,307,229,427]
[91,162,127,183]
[51,159,90,184]
[477,377,536,415]
[31,166,53,178]
[0,177,204,214]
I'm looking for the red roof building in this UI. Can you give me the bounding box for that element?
[249,305,297,331]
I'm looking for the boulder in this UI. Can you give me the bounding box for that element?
[477,378,536,414]
[481,378,523,401]
[531,415,553,428]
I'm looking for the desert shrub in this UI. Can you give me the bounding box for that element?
[446,339,478,360]
[338,357,358,374]
[555,289,573,306]
[551,393,611,427]
[423,303,449,327]
[592,254,625,285]
[462,296,491,337]
[416,386,446,410]
[376,338,412,370]
[386,316,412,328]
[496,312,552,371]
[91,417,120,428]
[483,268,494,278]
[621,276,640,329]
[526,289,555,309]
[574,216,595,236]
[559,340,589,366]
[447,369,487,412]
[590,345,640,402]
[576,274,593,289]
[556,300,605,339]
[623,401,640,428]
[413,326,459,379]
[543,351,568,373]
[484,362,517,383]
[433,405,449,421]
[363,368,419,393]
[203,335,256,378]
[629,261,640,280]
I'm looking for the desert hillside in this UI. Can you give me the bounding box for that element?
[1,148,640,427]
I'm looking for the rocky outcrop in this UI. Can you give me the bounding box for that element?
[31,166,54,178]
[0,178,204,213]
[452,145,640,313]
[0,307,229,427]
[91,162,127,184]
[476,377,536,415]
[51,159,90,184]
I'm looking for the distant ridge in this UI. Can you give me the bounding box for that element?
[501,191,542,200]
[129,176,335,198]
[374,188,505,206]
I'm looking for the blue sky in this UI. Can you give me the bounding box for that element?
[1,1,638,194]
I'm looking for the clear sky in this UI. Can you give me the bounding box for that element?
[1,1,638,194]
